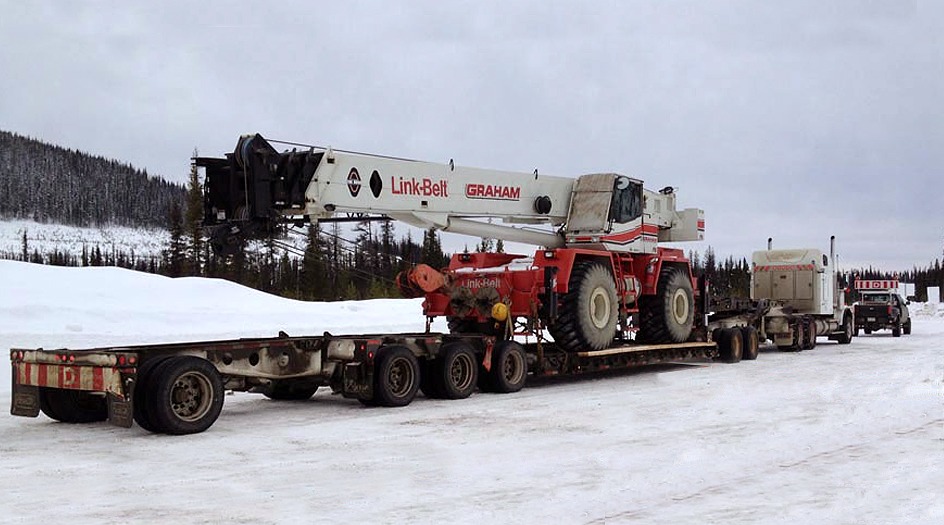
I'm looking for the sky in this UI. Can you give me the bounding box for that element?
[1,1,941,270]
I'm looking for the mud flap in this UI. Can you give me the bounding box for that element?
[107,391,134,428]
[11,381,40,417]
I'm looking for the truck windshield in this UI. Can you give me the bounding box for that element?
[862,293,890,302]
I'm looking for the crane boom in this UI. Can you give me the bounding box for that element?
[198,133,704,255]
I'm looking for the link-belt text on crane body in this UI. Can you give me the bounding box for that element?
[387,175,521,201]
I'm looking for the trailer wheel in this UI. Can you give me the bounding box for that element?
[485,340,527,393]
[133,356,175,432]
[837,314,853,344]
[550,261,618,352]
[373,345,420,407]
[39,388,107,423]
[639,265,694,344]
[261,380,320,401]
[741,326,759,360]
[718,328,743,363]
[428,342,478,399]
[148,356,225,435]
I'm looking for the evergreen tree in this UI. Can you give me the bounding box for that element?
[163,202,186,277]
[184,152,204,276]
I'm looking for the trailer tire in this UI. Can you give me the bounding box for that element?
[133,356,175,432]
[639,265,694,344]
[39,388,107,423]
[485,340,527,393]
[719,328,743,363]
[148,356,225,435]
[550,261,619,352]
[428,342,478,399]
[373,345,420,407]
[261,380,320,401]
[741,326,759,360]
[836,314,853,344]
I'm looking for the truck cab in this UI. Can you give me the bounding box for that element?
[854,284,912,337]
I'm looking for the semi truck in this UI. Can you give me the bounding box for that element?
[8,134,815,434]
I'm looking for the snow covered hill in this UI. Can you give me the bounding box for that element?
[0,219,168,261]
[0,260,941,524]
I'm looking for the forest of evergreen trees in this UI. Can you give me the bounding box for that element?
[2,128,943,303]
[0,130,185,227]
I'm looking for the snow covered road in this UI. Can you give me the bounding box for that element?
[1,261,941,524]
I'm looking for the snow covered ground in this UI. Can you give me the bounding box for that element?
[1,260,941,524]
[0,219,168,261]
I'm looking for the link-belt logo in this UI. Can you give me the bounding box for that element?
[390,176,448,197]
[464,277,502,289]
[465,183,521,201]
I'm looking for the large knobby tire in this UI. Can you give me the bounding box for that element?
[39,388,108,423]
[549,261,619,352]
[640,265,695,344]
[261,380,320,401]
[741,326,760,360]
[427,342,478,400]
[482,340,527,393]
[373,345,420,407]
[719,328,743,364]
[148,356,225,435]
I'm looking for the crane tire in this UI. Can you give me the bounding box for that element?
[549,261,619,352]
[639,265,695,344]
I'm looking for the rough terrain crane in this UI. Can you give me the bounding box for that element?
[200,134,706,352]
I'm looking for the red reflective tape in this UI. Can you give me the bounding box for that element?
[38,364,48,387]
[93,368,104,391]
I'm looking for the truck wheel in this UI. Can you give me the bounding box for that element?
[261,380,319,401]
[39,388,107,423]
[550,261,618,352]
[892,323,901,337]
[485,340,527,393]
[133,356,174,432]
[639,265,694,344]
[741,326,759,360]
[904,319,912,335]
[837,314,853,345]
[373,345,420,407]
[804,318,817,350]
[779,321,802,351]
[429,342,478,399]
[864,327,872,335]
[719,328,743,363]
[148,356,225,435]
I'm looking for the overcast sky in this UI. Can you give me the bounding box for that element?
[1,1,941,270]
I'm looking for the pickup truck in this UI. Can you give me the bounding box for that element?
[853,291,911,337]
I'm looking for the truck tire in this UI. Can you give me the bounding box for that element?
[482,340,527,393]
[426,342,478,400]
[892,323,901,337]
[133,356,175,432]
[741,326,759,360]
[639,265,695,344]
[261,380,319,401]
[148,356,225,435]
[779,321,803,351]
[372,345,420,407]
[864,327,872,335]
[39,388,107,423]
[719,328,743,363]
[904,319,912,335]
[804,318,817,350]
[550,261,619,352]
[836,314,853,345]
